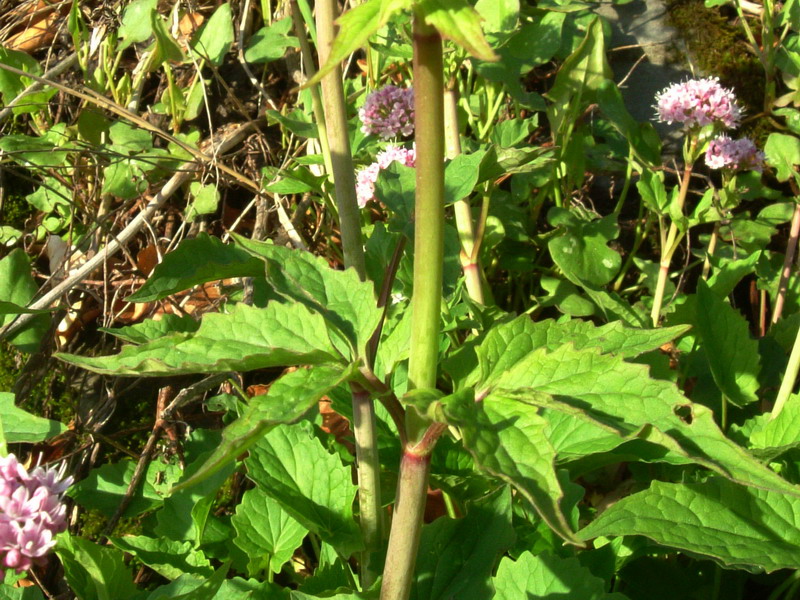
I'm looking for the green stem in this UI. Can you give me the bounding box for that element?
[701,222,720,281]
[772,313,800,419]
[381,17,445,600]
[316,1,379,588]
[771,200,800,326]
[316,0,366,278]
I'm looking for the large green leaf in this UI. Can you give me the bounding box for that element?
[548,209,621,288]
[192,3,234,65]
[57,301,342,375]
[0,249,50,352]
[245,421,362,557]
[56,535,138,600]
[695,280,760,406]
[108,536,212,580]
[417,0,498,61]
[479,343,800,497]
[234,235,382,358]
[443,390,579,544]
[99,314,200,344]
[144,564,230,600]
[232,487,308,576]
[493,551,628,599]
[127,234,265,302]
[412,487,515,600]
[579,478,800,573]
[0,392,66,443]
[750,393,800,457]
[174,364,355,491]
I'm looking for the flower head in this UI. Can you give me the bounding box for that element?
[356,145,416,208]
[655,77,742,129]
[0,454,72,574]
[359,86,415,139]
[705,135,765,172]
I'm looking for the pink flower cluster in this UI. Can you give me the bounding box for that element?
[655,77,742,129]
[705,135,765,172]
[356,145,416,208]
[359,85,415,140]
[0,454,72,573]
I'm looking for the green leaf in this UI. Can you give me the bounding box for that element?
[750,394,800,457]
[417,0,498,61]
[304,0,412,87]
[118,0,157,49]
[245,421,363,557]
[412,487,514,600]
[695,280,761,406]
[174,364,356,491]
[579,478,800,573]
[99,314,200,344]
[0,392,66,443]
[145,563,231,600]
[0,47,56,116]
[150,10,185,65]
[547,208,621,287]
[765,132,800,182]
[192,3,234,65]
[444,151,484,205]
[185,182,221,222]
[0,582,45,599]
[234,235,382,358]
[493,551,627,599]
[232,487,308,575]
[443,390,580,544]
[68,460,177,517]
[244,17,298,64]
[56,535,138,600]
[109,121,153,153]
[57,301,343,376]
[474,0,519,34]
[127,233,265,302]
[0,249,50,352]
[0,134,69,169]
[108,536,213,580]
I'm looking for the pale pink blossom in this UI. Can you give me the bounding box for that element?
[0,454,72,574]
[705,135,764,172]
[655,77,742,129]
[359,86,415,139]
[355,145,416,208]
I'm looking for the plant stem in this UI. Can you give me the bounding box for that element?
[771,201,800,326]
[444,89,484,305]
[381,17,445,600]
[701,222,720,280]
[650,138,697,326]
[317,1,379,587]
[772,312,800,419]
[316,0,366,278]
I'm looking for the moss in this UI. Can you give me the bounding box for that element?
[666,0,765,121]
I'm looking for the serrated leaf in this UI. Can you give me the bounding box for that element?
[232,487,308,576]
[245,421,363,557]
[480,343,800,497]
[108,536,212,580]
[443,390,579,544]
[174,364,356,491]
[0,392,66,444]
[412,487,514,600]
[696,280,761,406]
[417,0,498,61]
[579,478,800,573]
[99,314,200,344]
[234,235,382,358]
[127,233,264,302]
[750,393,800,457]
[57,301,342,375]
[493,551,628,599]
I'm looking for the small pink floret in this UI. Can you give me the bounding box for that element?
[655,77,742,129]
[359,85,415,140]
[0,454,72,575]
[705,135,765,172]
[355,145,416,208]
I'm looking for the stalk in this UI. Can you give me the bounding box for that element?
[771,201,800,326]
[444,89,484,304]
[381,17,445,600]
[316,0,380,587]
[650,137,698,326]
[772,318,800,419]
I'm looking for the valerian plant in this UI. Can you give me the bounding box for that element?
[5,0,800,598]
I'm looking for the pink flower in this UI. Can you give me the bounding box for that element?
[359,86,415,139]
[705,135,764,172]
[655,77,742,129]
[355,145,416,208]
[0,454,72,574]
